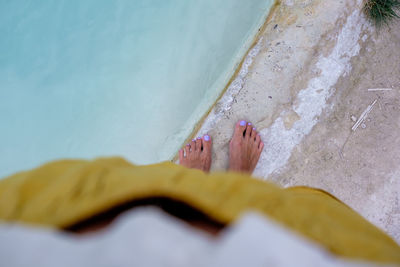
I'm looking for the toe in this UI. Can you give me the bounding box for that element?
[202,134,212,154]
[259,141,264,151]
[195,137,202,151]
[234,120,247,138]
[251,127,257,140]
[255,134,261,147]
[245,123,253,139]
[179,149,184,161]
[184,144,191,156]
[190,139,196,152]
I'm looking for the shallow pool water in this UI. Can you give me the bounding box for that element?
[0,0,274,178]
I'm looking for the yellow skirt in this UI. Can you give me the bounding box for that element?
[0,157,399,264]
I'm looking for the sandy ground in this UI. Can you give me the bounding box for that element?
[191,0,400,243]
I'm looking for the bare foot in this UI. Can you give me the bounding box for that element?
[229,120,264,174]
[179,135,212,172]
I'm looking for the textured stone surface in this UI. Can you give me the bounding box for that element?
[191,0,400,243]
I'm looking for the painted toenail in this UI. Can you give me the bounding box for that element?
[240,120,246,126]
[248,122,252,126]
[192,139,195,142]
[197,137,201,140]
[253,127,256,130]
[204,135,210,141]
[187,143,190,146]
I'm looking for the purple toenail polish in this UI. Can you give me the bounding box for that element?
[253,127,256,130]
[187,143,190,146]
[204,135,210,141]
[240,120,246,126]
[192,139,195,142]
[248,122,252,126]
[197,137,201,140]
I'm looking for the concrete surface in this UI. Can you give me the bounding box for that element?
[192,0,400,243]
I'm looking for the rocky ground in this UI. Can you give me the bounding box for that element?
[191,0,400,243]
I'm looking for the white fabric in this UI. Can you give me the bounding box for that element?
[0,208,382,267]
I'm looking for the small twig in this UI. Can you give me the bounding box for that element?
[351,99,377,131]
[368,88,392,91]
[339,133,352,160]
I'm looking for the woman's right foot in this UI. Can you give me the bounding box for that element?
[228,120,264,174]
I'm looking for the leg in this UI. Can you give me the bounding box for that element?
[229,120,264,174]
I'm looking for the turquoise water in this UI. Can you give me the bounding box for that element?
[0,0,274,178]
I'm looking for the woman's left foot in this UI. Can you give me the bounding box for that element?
[179,135,212,172]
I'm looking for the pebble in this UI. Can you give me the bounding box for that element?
[351,115,357,122]
[361,123,366,129]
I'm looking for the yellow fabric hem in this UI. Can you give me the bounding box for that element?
[0,158,399,264]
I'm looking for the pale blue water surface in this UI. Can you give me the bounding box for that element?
[0,0,274,178]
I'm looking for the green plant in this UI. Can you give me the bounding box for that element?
[364,0,400,26]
